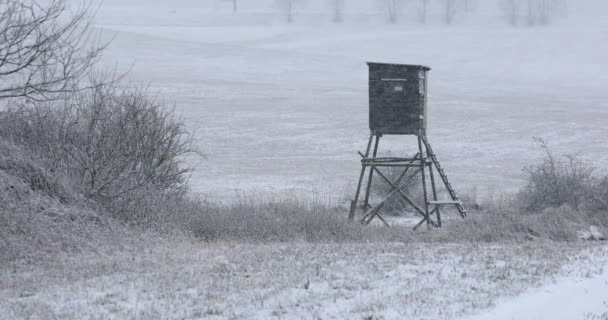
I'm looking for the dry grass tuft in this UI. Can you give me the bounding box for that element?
[134,188,608,245]
[155,194,415,243]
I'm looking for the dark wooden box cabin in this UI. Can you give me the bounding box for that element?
[368,62,431,135]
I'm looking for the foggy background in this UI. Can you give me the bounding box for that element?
[91,0,608,200]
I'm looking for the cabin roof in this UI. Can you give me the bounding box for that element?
[366,62,431,71]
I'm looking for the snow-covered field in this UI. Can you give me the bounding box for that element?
[3,1,607,319]
[92,0,608,200]
[1,241,606,320]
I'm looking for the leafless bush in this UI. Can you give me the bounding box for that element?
[0,138,137,265]
[589,177,608,212]
[518,138,595,212]
[0,138,71,203]
[0,0,105,102]
[0,80,198,221]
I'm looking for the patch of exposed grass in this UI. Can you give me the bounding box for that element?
[143,190,607,245]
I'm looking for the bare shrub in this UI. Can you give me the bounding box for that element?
[0,0,105,102]
[0,139,70,202]
[0,138,137,265]
[0,80,198,221]
[518,138,594,212]
[589,177,608,212]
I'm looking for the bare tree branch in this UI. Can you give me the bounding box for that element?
[0,0,107,101]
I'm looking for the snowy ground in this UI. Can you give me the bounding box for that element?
[4,1,605,319]
[467,269,608,320]
[91,0,608,200]
[1,241,606,320]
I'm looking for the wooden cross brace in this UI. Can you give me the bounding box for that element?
[360,165,420,226]
[358,153,438,228]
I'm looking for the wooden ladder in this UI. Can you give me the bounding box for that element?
[421,134,467,218]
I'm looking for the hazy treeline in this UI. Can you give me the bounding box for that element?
[216,0,568,26]
[498,0,568,26]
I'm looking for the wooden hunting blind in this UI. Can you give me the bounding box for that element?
[349,62,466,229]
[368,62,430,135]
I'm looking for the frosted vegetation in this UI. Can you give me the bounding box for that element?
[0,0,607,319]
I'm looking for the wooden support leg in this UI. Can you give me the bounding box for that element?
[428,160,441,227]
[362,134,381,211]
[349,133,375,221]
[417,132,431,228]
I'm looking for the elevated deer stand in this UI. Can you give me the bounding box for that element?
[348,62,466,229]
